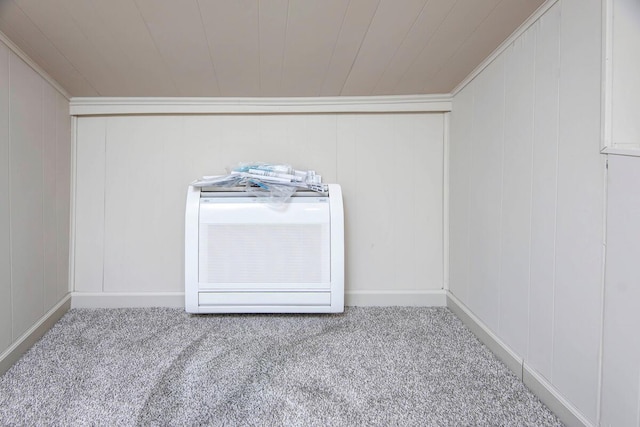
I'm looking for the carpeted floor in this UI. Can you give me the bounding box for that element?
[0,307,562,426]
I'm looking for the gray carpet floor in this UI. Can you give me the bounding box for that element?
[0,307,562,426]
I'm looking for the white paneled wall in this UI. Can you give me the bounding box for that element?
[0,40,71,356]
[466,54,504,334]
[601,155,640,427]
[498,26,535,358]
[10,50,46,337]
[528,6,561,380]
[74,113,444,300]
[552,0,604,419]
[0,41,10,352]
[449,1,605,423]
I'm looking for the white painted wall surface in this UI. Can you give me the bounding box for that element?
[449,1,605,423]
[600,155,640,427]
[0,39,71,355]
[74,113,444,298]
[0,38,10,352]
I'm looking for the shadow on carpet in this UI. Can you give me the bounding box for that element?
[0,307,562,426]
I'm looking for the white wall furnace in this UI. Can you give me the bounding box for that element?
[185,185,344,313]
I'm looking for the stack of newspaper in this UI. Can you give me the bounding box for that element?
[191,163,329,198]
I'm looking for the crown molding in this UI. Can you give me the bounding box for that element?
[1,0,560,111]
[451,0,560,96]
[69,94,452,116]
[0,30,71,100]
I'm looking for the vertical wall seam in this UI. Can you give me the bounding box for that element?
[53,94,59,300]
[596,156,609,425]
[465,85,474,304]
[7,51,14,341]
[68,115,78,295]
[101,119,108,293]
[54,95,61,300]
[596,6,610,424]
[443,112,450,291]
[526,26,539,362]
[550,0,563,384]
[40,80,45,316]
[497,54,507,335]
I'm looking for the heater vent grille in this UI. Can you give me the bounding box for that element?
[199,223,330,284]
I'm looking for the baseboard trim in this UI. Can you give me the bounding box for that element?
[0,294,71,376]
[523,362,592,427]
[71,290,448,309]
[446,291,590,427]
[446,292,523,377]
[71,292,185,308]
[346,290,447,307]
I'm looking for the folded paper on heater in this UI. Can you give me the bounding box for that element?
[191,162,329,203]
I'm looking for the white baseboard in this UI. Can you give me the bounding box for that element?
[0,294,71,375]
[446,291,591,427]
[346,290,447,307]
[523,362,592,427]
[71,290,448,309]
[71,292,185,308]
[446,292,523,377]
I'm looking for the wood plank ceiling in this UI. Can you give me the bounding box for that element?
[0,0,545,97]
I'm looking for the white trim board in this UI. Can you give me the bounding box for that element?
[0,294,71,375]
[69,95,452,116]
[524,362,593,427]
[601,146,640,157]
[599,0,640,153]
[0,30,71,100]
[601,0,614,152]
[446,292,523,376]
[71,290,448,309]
[71,292,186,309]
[446,292,591,427]
[346,290,447,307]
[451,0,560,96]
